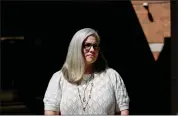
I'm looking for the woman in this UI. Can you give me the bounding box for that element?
[43,28,130,115]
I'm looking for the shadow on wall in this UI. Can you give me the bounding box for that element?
[1,1,172,115]
[1,39,24,91]
[155,37,177,115]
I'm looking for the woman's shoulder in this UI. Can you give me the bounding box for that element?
[52,70,63,76]
[105,67,120,75]
[104,67,123,82]
[50,70,64,82]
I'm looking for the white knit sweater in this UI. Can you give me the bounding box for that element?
[43,68,129,115]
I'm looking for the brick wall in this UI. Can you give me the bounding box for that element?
[132,1,170,60]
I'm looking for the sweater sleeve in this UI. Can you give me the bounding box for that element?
[109,68,130,112]
[43,71,62,112]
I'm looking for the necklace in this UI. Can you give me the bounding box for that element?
[77,74,94,111]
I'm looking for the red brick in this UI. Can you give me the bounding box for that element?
[132,1,170,60]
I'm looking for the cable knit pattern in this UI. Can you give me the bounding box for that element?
[43,68,129,115]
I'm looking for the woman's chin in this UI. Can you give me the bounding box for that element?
[86,59,95,65]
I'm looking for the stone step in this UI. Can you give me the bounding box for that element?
[0,90,43,114]
[0,90,19,101]
[0,100,31,114]
[1,101,24,106]
[0,90,32,114]
[0,104,32,115]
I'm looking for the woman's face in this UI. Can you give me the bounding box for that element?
[82,35,99,65]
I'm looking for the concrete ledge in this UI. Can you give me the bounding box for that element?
[0,105,32,115]
[0,91,13,101]
[0,105,26,110]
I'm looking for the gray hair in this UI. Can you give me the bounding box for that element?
[61,28,107,84]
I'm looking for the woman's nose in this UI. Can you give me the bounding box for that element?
[89,46,95,52]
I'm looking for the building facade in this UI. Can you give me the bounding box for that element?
[132,0,170,60]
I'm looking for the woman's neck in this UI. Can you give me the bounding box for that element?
[85,64,93,74]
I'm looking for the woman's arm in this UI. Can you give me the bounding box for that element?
[121,109,129,115]
[44,110,61,115]
[43,71,62,115]
[115,110,129,115]
[109,69,130,115]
